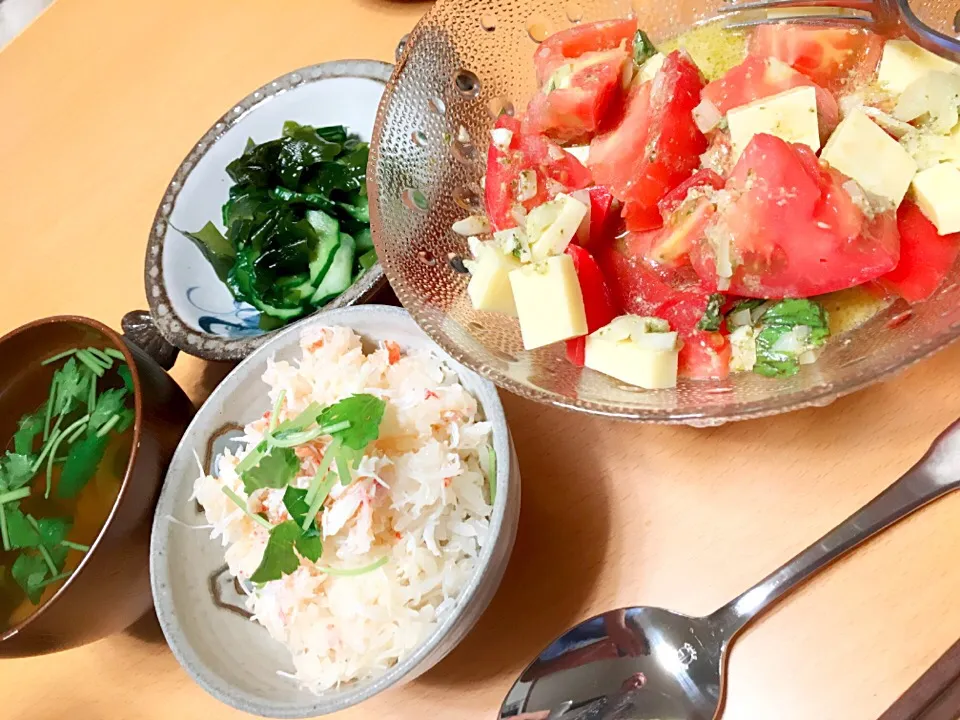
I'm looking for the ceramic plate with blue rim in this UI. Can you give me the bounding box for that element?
[144,59,393,362]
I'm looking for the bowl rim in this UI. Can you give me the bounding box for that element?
[149,304,515,717]
[0,315,144,643]
[143,58,394,363]
[368,1,960,425]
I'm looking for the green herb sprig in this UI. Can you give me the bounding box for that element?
[2,347,133,604]
[219,393,387,584]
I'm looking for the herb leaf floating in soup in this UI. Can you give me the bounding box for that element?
[182,122,377,330]
[0,347,133,626]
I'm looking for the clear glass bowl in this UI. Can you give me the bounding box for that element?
[369,0,960,425]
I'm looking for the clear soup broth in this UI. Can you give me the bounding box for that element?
[0,346,135,631]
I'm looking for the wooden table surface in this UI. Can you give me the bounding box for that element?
[3,1,960,718]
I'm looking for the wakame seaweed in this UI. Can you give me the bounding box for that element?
[183,122,375,329]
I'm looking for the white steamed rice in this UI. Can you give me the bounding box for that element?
[193,325,494,692]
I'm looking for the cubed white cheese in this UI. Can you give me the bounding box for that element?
[637,52,666,84]
[877,39,960,95]
[726,86,820,159]
[508,254,587,349]
[525,193,588,262]
[465,239,521,315]
[584,315,679,389]
[821,109,918,209]
[911,163,960,235]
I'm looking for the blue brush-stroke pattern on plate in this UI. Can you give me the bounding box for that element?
[186,286,262,338]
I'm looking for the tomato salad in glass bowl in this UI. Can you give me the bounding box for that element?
[458,18,960,390]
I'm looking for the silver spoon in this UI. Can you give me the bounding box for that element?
[499,418,960,720]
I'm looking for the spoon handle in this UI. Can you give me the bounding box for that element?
[710,418,960,642]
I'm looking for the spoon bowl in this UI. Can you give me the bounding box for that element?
[501,417,960,719]
[502,608,725,720]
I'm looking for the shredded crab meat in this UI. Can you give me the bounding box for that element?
[193,326,494,693]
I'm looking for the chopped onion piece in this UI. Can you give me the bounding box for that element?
[565,145,590,164]
[547,144,566,161]
[861,107,913,139]
[772,325,812,354]
[750,300,776,325]
[707,222,734,283]
[452,215,492,236]
[510,203,528,228]
[798,347,822,365]
[490,128,513,152]
[457,125,471,144]
[516,170,538,202]
[634,331,679,351]
[728,308,752,328]
[693,98,723,134]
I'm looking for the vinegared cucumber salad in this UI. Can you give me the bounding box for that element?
[460,19,960,389]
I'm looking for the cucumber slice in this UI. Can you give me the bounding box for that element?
[358,248,377,271]
[252,298,304,320]
[305,210,341,284]
[310,233,355,306]
[354,228,374,252]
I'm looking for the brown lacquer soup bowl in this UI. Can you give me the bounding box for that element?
[0,314,193,656]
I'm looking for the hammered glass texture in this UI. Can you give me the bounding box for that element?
[369,0,960,424]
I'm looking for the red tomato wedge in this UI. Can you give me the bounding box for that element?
[564,244,620,366]
[597,246,731,379]
[658,168,726,218]
[620,170,725,267]
[701,56,839,139]
[881,201,960,302]
[484,114,593,231]
[587,186,617,246]
[690,133,900,298]
[533,18,637,83]
[589,51,709,232]
[750,25,883,91]
[588,82,653,196]
[524,49,630,143]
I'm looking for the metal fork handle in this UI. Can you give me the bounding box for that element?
[710,418,960,642]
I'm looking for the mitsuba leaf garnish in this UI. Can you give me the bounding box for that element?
[318,394,386,452]
[13,411,44,456]
[52,358,89,414]
[12,553,49,604]
[240,446,300,495]
[89,388,128,433]
[2,453,36,491]
[281,486,319,538]
[58,434,108,500]
[696,293,725,332]
[753,299,830,378]
[5,507,41,549]
[294,533,323,563]
[249,520,306,584]
[118,365,133,393]
[4,350,133,606]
